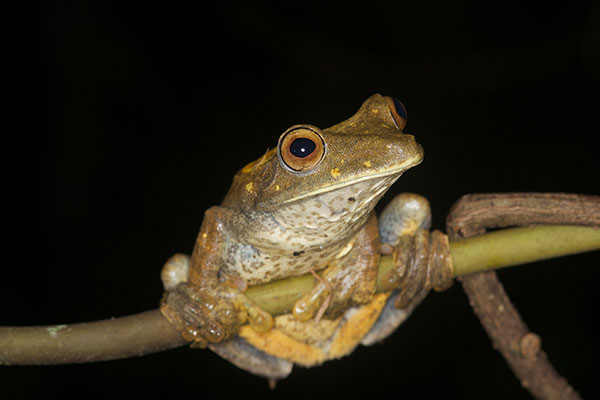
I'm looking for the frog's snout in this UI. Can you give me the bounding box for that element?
[385,133,424,168]
[414,141,425,162]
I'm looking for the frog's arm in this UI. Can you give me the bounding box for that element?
[160,206,273,345]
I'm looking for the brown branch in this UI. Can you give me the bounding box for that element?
[446,192,600,400]
[0,310,186,365]
[447,192,600,236]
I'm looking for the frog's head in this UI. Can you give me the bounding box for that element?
[224,94,423,239]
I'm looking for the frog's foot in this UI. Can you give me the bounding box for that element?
[378,193,453,308]
[240,291,391,371]
[361,287,428,345]
[161,280,273,345]
[208,336,293,380]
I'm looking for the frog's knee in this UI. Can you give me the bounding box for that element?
[379,193,431,245]
[161,253,190,290]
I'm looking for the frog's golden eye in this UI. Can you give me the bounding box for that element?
[384,96,407,130]
[278,126,326,173]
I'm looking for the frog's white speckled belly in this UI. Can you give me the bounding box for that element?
[221,174,400,286]
[222,239,347,285]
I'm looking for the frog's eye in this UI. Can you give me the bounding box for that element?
[278,126,326,173]
[384,96,407,130]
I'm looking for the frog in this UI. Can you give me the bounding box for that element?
[160,94,449,380]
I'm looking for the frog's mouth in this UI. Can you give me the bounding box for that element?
[281,155,423,205]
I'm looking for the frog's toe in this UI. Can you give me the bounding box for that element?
[245,302,274,333]
[292,280,332,322]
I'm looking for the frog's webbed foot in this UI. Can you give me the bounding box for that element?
[293,213,380,322]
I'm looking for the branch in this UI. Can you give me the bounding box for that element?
[446,192,600,400]
[1,204,599,366]
[0,310,186,365]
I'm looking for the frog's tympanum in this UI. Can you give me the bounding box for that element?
[160,94,452,380]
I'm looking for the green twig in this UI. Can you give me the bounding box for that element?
[246,224,600,315]
[448,224,600,276]
[1,224,598,365]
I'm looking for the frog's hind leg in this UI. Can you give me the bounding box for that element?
[362,193,432,345]
[208,337,293,380]
[238,294,390,368]
[161,252,292,380]
[361,288,427,345]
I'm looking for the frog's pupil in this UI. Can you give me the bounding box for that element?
[290,137,316,158]
[393,98,407,120]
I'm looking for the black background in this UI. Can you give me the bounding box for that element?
[5,1,599,398]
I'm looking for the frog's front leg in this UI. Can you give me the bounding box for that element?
[379,192,433,308]
[292,212,380,321]
[380,192,453,303]
[160,206,273,346]
[362,193,452,345]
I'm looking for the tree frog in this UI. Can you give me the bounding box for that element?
[160,94,441,379]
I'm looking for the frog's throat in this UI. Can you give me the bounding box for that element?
[281,156,422,205]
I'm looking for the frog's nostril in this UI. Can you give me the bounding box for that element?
[384,135,424,165]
